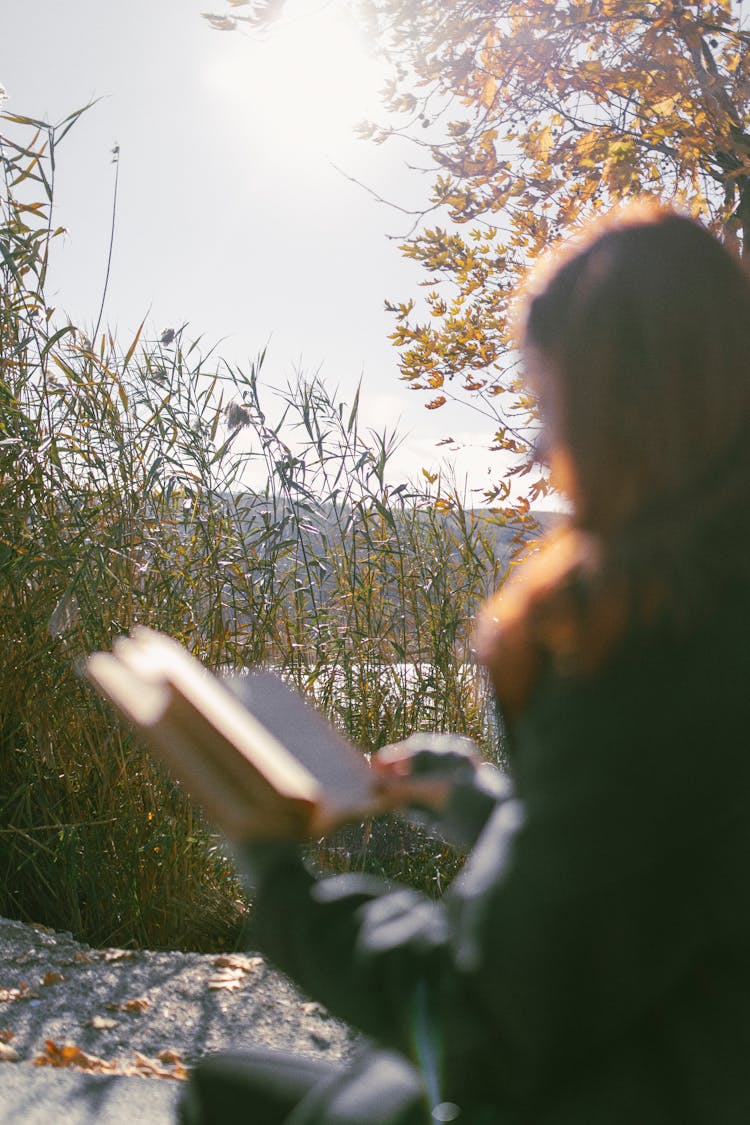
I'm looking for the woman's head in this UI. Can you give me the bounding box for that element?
[477,203,750,699]
[520,202,750,536]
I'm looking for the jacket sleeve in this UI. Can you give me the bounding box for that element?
[380,731,511,850]
[241,623,750,1100]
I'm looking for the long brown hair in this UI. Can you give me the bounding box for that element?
[477,203,750,714]
[523,202,750,535]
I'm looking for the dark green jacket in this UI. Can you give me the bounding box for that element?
[246,587,750,1123]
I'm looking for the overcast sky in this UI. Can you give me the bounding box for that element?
[1,0,515,497]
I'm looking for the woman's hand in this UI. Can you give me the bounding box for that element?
[371,735,481,814]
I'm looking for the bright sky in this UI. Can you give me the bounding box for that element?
[0,0,512,497]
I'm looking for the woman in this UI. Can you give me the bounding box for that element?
[179,203,750,1124]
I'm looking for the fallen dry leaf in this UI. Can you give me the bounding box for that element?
[105,997,149,1012]
[212,955,241,970]
[0,982,39,1004]
[0,1043,18,1062]
[212,955,261,972]
[133,1051,188,1081]
[208,965,249,991]
[0,1029,14,1043]
[123,996,149,1011]
[41,971,65,987]
[157,1049,182,1065]
[33,1040,187,1081]
[85,1016,117,1030]
[73,951,92,964]
[35,1040,115,1073]
[208,977,244,992]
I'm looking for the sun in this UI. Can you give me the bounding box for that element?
[202,0,387,159]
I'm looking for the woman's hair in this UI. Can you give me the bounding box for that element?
[519,200,750,626]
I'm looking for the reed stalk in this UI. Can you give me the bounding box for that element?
[0,107,521,950]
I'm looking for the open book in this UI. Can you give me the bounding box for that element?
[85,628,382,839]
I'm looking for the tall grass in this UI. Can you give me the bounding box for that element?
[0,108,521,950]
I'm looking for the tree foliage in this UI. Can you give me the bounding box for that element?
[204,0,750,502]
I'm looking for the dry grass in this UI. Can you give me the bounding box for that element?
[0,107,526,950]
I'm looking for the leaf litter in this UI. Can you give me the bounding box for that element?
[0,915,356,1081]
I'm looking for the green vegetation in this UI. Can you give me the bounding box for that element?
[0,108,516,951]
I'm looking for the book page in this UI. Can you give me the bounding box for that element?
[224,672,375,818]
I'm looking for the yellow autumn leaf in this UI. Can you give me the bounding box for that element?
[480,75,497,109]
[653,96,676,116]
[529,124,553,163]
[575,130,600,160]
[603,155,635,192]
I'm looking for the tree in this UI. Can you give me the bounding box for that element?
[204,1,750,504]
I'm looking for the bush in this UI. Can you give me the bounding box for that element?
[0,106,513,949]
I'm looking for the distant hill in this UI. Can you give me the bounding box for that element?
[217,494,565,595]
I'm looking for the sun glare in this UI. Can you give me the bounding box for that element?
[203,1,386,160]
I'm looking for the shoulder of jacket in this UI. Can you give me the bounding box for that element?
[475,529,626,718]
